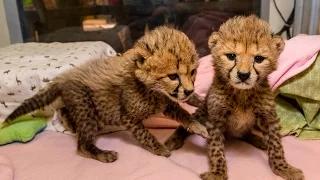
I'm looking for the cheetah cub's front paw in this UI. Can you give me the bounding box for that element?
[77,150,118,163]
[271,163,305,180]
[96,151,118,163]
[164,135,184,151]
[187,121,209,138]
[152,144,171,157]
[200,172,227,180]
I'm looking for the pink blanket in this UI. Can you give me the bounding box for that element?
[0,130,319,180]
[269,34,320,90]
[146,34,320,128]
[0,155,13,180]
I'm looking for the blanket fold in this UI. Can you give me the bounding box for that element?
[276,53,320,139]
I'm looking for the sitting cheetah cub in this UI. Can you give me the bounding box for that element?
[3,26,208,163]
[165,15,304,180]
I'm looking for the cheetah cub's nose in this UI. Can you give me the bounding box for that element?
[184,89,194,96]
[237,72,250,81]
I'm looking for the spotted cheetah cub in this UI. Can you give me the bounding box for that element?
[165,15,304,180]
[3,26,208,163]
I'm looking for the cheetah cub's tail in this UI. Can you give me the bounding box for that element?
[3,83,62,125]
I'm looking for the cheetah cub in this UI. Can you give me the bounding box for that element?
[165,15,304,180]
[3,26,208,163]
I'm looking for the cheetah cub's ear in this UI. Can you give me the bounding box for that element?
[208,32,220,49]
[125,46,152,69]
[272,34,285,56]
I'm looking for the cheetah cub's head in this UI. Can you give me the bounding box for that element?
[130,26,198,102]
[209,15,285,89]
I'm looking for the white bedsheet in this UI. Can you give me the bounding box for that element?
[0,41,117,126]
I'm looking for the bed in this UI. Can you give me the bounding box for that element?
[1,35,320,180]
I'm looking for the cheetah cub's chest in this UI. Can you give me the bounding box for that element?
[226,109,256,138]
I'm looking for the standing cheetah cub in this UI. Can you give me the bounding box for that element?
[3,26,208,163]
[165,15,304,180]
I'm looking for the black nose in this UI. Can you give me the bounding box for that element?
[237,72,250,81]
[184,89,194,96]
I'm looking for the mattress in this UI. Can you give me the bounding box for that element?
[0,130,318,180]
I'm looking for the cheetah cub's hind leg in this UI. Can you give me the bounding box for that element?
[241,131,268,150]
[57,107,76,133]
[62,81,118,163]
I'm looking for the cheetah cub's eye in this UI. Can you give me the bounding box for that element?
[168,73,179,80]
[191,69,196,76]
[254,56,265,63]
[226,53,236,61]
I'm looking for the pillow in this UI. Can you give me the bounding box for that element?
[0,115,47,145]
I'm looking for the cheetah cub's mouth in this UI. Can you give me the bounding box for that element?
[153,72,196,103]
[167,71,196,102]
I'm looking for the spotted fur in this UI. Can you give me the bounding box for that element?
[165,15,304,180]
[3,26,208,163]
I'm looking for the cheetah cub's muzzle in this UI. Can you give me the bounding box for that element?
[226,53,265,90]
